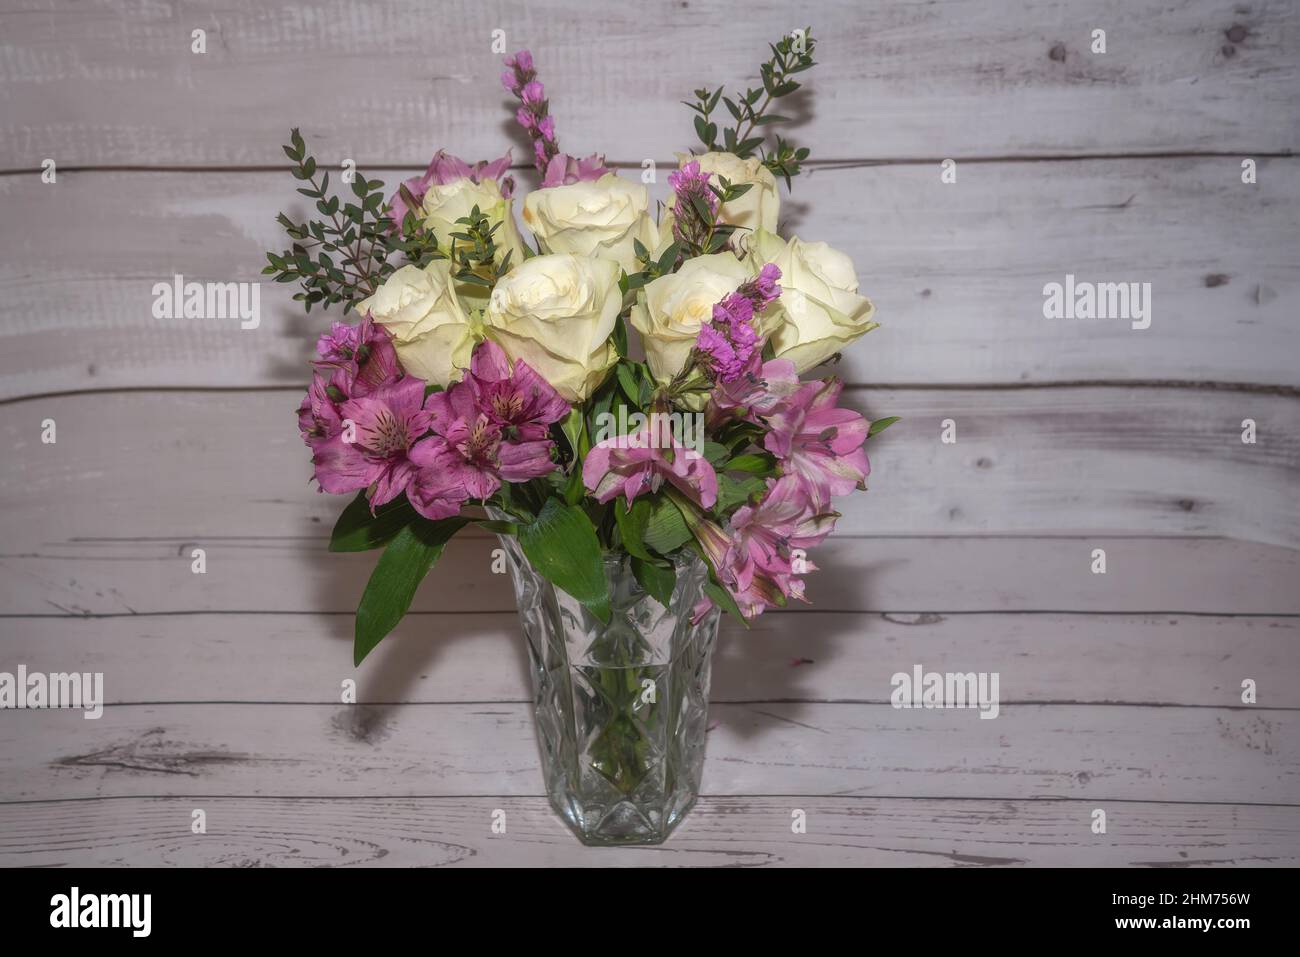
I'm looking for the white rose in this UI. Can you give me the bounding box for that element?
[483,253,621,402]
[360,260,478,388]
[522,173,659,275]
[679,151,780,236]
[629,253,751,383]
[750,230,877,373]
[421,176,525,271]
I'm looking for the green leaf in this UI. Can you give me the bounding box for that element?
[611,313,629,358]
[643,495,693,555]
[616,362,641,408]
[656,241,680,274]
[475,519,519,535]
[354,517,468,665]
[715,473,766,512]
[869,415,901,437]
[702,441,731,466]
[614,497,656,562]
[518,498,611,622]
[329,492,415,552]
[632,556,676,607]
[559,406,584,459]
[703,581,749,628]
[725,452,776,475]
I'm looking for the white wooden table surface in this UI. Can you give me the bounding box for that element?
[2,0,1298,866]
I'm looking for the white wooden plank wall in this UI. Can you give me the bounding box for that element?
[0,0,1297,866]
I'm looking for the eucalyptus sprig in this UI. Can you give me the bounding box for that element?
[683,27,817,185]
[447,205,513,289]
[263,128,443,312]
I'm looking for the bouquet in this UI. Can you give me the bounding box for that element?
[270,28,892,668]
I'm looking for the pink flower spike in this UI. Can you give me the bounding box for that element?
[764,378,870,507]
[521,80,545,105]
[582,422,718,509]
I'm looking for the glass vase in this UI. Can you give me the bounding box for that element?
[494,534,720,846]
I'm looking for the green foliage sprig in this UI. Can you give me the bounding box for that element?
[446,205,513,289]
[263,128,443,312]
[683,27,817,185]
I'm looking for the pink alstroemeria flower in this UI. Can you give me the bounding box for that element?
[764,378,870,506]
[406,341,564,517]
[706,353,800,428]
[312,317,401,397]
[388,149,515,228]
[582,421,719,509]
[464,340,571,441]
[540,151,611,188]
[297,367,350,447]
[726,475,838,606]
[689,476,837,622]
[311,376,432,506]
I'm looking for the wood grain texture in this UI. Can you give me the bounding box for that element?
[4,611,1295,707]
[2,0,1296,169]
[2,702,1295,803]
[1,796,1295,867]
[5,535,1300,618]
[4,388,1296,550]
[2,157,1297,398]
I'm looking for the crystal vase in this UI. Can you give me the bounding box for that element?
[494,534,720,845]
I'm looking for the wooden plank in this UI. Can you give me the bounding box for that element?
[2,157,1297,398]
[1,702,1296,803]
[2,0,1296,168]
[1,796,1295,867]
[3,388,1297,552]
[6,534,1299,617]
[4,611,1295,708]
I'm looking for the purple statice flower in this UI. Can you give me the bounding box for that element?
[696,295,759,382]
[669,161,717,251]
[387,149,515,231]
[747,262,783,310]
[694,264,783,384]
